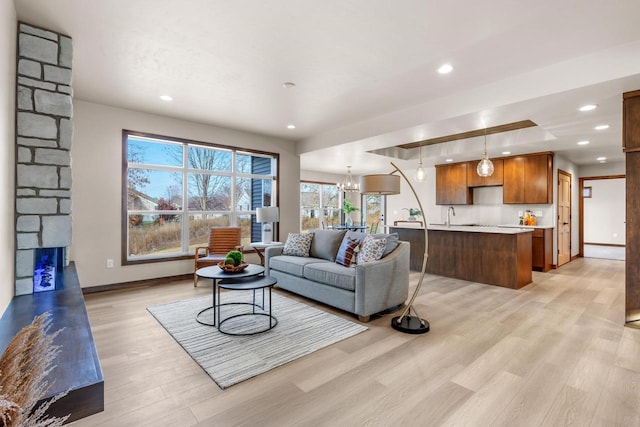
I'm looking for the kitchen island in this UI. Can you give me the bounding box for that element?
[388,225,533,289]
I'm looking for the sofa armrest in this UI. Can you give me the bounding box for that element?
[353,241,410,316]
[264,245,285,275]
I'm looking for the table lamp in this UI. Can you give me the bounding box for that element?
[256,207,279,244]
[360,162,430,334]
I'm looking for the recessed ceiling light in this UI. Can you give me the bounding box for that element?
[597,156,607,161]
[579,104,597,112]
[594,124,610,130]
[502,151,511,155]
[159,95,173,101]
[577,140,590,145]
[287,124,296,129]
[283,82,296,89]
[445,158,453,162]
[437,64,453,74]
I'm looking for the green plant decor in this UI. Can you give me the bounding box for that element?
[403,208,422,220]
[342,198,360,214]
[225,250,243,266]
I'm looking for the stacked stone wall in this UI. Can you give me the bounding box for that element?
[15,23,73,295]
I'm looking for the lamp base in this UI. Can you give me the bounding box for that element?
[391,315,430,334]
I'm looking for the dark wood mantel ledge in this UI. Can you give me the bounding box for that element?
[0,262,104,423]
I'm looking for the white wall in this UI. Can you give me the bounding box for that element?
[0,3,16,314]
[584,178,625,245]
[579,161,625,177]
[72,100,299,287]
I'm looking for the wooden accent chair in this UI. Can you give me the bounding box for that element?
[194,227,242,287]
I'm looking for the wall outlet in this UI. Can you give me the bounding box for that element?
[106,259,114,268]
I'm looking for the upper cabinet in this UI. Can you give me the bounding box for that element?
[435,162,473,205]
[503,153,553,204]
[467,158,504,187]
[624,90,640,152]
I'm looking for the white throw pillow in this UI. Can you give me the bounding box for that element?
[282,233,313,257]
[357,235,387,263]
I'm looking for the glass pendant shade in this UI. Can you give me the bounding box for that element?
[477,132,494,177]
[477,157,494,177]
[415,145,426,182]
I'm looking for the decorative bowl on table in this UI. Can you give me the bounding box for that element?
[217,262,249,273]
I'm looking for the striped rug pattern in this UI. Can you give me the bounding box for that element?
[147,292,368,389]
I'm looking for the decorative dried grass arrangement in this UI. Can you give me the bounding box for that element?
[0,313,69,426]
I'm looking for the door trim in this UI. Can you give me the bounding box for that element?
[557,169,572,267]
[578,174,625,257]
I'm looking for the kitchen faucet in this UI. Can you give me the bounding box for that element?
[447,206,456,227]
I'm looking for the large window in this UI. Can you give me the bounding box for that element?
[123,131,278,263]
[300,182,340,232]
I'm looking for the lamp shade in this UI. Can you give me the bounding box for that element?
[359,174,401,195]
[256,206,279,223]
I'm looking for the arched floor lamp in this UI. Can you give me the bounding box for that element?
[360,162,430,334]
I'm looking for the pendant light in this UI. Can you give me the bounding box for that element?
[415,145,426,182]
[477,129,494,177]
[338,165,359,192]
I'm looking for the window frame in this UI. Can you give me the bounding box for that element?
[122,129,279,265]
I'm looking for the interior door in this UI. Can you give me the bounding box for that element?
[557,170,572,266]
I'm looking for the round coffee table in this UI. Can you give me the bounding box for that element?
[217,276,278,336]
[195,264,265,327]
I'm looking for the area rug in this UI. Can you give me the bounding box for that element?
[147,292,368,389]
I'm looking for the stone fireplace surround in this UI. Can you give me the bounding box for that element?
[3,22,104,422]
[15,23,72,295]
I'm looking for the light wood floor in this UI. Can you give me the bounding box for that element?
[71,256,638,426]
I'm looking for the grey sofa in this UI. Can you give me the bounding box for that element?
[264,229,409,322]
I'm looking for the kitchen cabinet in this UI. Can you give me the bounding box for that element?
[467,158,504,187]
[531,228,553,272]
[503,153,553,204]
[435,162,473,205]
[623,90,640,152]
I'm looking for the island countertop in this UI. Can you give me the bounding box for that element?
[386,224,536,234]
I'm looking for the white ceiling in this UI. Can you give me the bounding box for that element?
[14,0,640,175]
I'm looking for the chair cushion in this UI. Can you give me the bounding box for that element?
[196,254,226,263]
[282,233,313,257]
[303,262,356,291]
[309,229,346,261]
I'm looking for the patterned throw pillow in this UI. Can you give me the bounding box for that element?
[357,235,387,263]
[335,237,360,267]
[282,233,313,257]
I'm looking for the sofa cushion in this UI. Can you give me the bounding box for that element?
[358,235,387,263]
[269,255,325,277]
[282,232,313,257]
[303,262,356,291]
[335,236,359,267]
[374,232,400,257]
[309,229,346,261]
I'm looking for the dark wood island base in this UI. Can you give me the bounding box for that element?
[427,228,533,289]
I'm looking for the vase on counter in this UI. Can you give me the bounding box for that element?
[346,215,353,227]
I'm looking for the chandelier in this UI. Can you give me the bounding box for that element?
[338,166,359,192]
[477,130,494,177]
